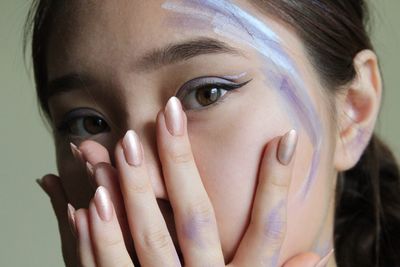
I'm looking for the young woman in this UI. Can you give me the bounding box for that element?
[26,0,400,266]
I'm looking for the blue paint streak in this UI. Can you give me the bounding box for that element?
[162,0,323,198]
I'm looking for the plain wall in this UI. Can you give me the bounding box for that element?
[1,1,399,266]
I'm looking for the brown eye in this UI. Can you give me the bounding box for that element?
[195,86,222,106]
[177,77,251,110]
[83,117,109,135]
[63,115,110,137]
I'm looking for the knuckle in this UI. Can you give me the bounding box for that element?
[263,218,286,246]
[143,228,171,251]
[187,200,214,223]
[269,177,290,189]
[99,231,125,250]
[264,223,285,243]
[126,179,151,194]
[168,148,194,165]
[183,201,216,239]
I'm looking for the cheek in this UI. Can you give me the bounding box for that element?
[186,84,336,258]
[187,88,293,258]
[283,106,337,257]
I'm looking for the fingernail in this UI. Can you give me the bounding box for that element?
[122,130,143,167]
[36,178,47,194]
[277,129,298,165]
[36,178,43,188]
[86,162,96,187]
[67,203,77,238]
[70,143,85,164]
[315,249,334,267]
[94,186,113,222]
[36,176,51,195]
[165,96,184,136]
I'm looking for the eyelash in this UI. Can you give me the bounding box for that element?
[55,78,252,137]
[177,79,252,111]
[56,110,110,137]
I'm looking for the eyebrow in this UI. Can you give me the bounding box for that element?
[46,73,94,99]
[135,37,242,71]
[46,37,243,98]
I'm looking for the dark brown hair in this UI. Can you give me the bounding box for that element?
[25,0,400,266]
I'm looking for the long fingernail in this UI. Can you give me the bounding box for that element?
[277,129,298,165]
[315,249,334,267]
[94,186,113,222]
[86,162,94,176]
[86,162,97,187]
[36,176,52,196]
[67,203,77,238]
[70,142,85,164]
[165,96,184,136]
[122,130,143,167]
[36,178,43,189]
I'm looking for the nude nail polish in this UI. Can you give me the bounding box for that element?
[122,130,143,167]
[86,162,94,177]
[165,96,184,136]
[94,186,113,222]
[70,142,84,163]
[86,162,97,188]
[277,129,298,165]
[67,203,77,237]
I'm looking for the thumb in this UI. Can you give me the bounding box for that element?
[37,174,78,267]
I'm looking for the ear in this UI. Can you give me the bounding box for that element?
[334,50,382,171]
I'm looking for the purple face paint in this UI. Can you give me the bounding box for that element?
[263,200,286,266]
[162,0,324,199]
[181,213,213,248]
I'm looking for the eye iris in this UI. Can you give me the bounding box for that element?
[196,87,221,106]
[83,117,108,134]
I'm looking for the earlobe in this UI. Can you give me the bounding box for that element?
[334,50,382,171]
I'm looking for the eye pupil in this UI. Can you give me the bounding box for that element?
[83,117,108,134]
[196,87,221,106]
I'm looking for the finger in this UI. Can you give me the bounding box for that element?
[231,130,298,266]
[115,132,179,266]
[71,140,112,186]
[78,140,112,164]
[156,97,224,267]
[75,209,96,267]
[77,142,123,219]
[73,140,111,188]
[282,252,320,267]
[37,175,78,267]
[77,141,122,213]
[88,186,133,267]
[92,163,134,253]
[76,141,135,253]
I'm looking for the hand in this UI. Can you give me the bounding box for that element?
[37,97,334,266]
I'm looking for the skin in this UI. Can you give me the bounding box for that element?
[37,0,382,266]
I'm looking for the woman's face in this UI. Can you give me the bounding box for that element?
[46,0,338,261]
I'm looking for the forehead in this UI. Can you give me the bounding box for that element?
[47,0,305,77]
[48,1,171,70]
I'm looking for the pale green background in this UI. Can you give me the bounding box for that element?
[0,1,399,266]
